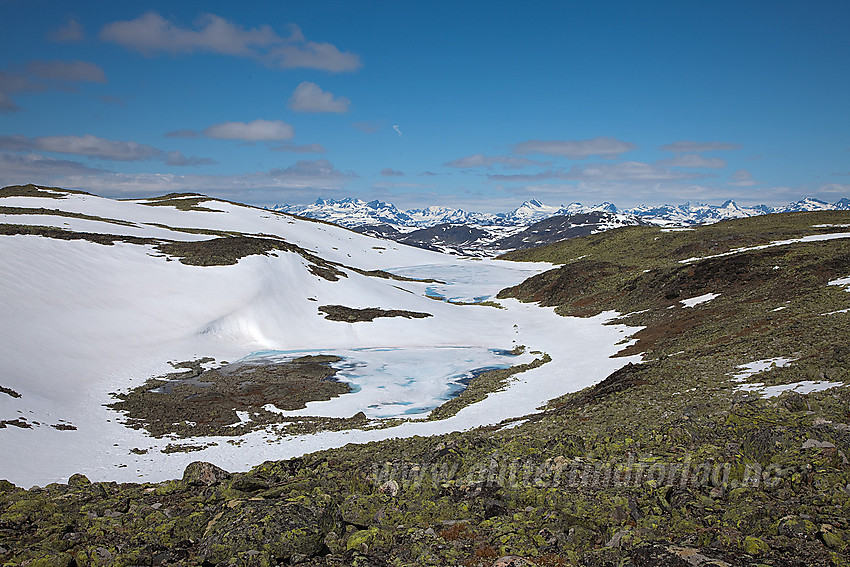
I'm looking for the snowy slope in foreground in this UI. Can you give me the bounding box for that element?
[0,187,640,486]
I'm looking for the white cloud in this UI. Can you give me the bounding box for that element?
[202,119,295,141]
[657,154,727,169]
[513,137,636,159]
[288,82,350,113]
[100,12,278,56]
[660,140,741,152]
[269,33,362,72]
[49,17,85,43]
[100,14,361,72]
[728,169,759,187]
[444,154,547,169]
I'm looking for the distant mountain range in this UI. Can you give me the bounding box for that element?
[273,197,850,256]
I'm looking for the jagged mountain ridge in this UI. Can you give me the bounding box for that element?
[275,196,850,229]
[274,196,850,256]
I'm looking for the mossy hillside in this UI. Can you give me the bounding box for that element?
[107,356,351,439]
[0,184,92,199]
[136,193,225,213]
[498,210,850,267]
[3,381,849,566]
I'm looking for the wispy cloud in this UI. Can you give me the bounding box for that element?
[489,161,702,183]
[0,157,354,206]
[353,121,382,134]
[819,183,850,194]
[0,134,212,166]
[657,154,727,169]
[0,151,105,179]
[727,169,759,187]
[444,154,548,169]
[0,61,106,112]
[380,168,403,177]
[202,120,295,141]
[373,181,433,190]
[100,13,361,72]
[513,137,636,159]
[26,61,105,83]
[660,140,741,152]
[271,143,326,154]
[288,82,350,113]
[0,134,161,161]
[164,150,216,167]
[267,159,353,186]
[49,16,85,43]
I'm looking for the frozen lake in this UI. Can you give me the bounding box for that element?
[241,346,527,418]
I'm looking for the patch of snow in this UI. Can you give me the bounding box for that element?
[828,276,850,290]
[225,411,252,427]
[681,293,720,308]
[730,358,796,382]
[497,419,529,430]
[679,233,850,264]
[822,308,850,315]
[737,380,844,398]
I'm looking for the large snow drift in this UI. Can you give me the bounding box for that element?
[0,190,639,486]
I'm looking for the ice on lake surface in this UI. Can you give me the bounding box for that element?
[241,346,525,418]
[387,262,543,303]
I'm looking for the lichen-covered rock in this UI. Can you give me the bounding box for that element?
[777,515,818,539]
[67,474,90,488]
[198,499,334,563]
[182,461,231,486]
[742,535,769,555]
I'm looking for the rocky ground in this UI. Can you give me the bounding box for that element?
[2,211,850,566]
[107,356,352,440]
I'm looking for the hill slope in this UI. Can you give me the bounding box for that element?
[2,193,850,566]
[0,185,636,486]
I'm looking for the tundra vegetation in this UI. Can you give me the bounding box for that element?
[1,203,850,566]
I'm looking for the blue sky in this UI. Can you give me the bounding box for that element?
[1,1,848,210]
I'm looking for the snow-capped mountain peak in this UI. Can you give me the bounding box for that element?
[274,195,850,241]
